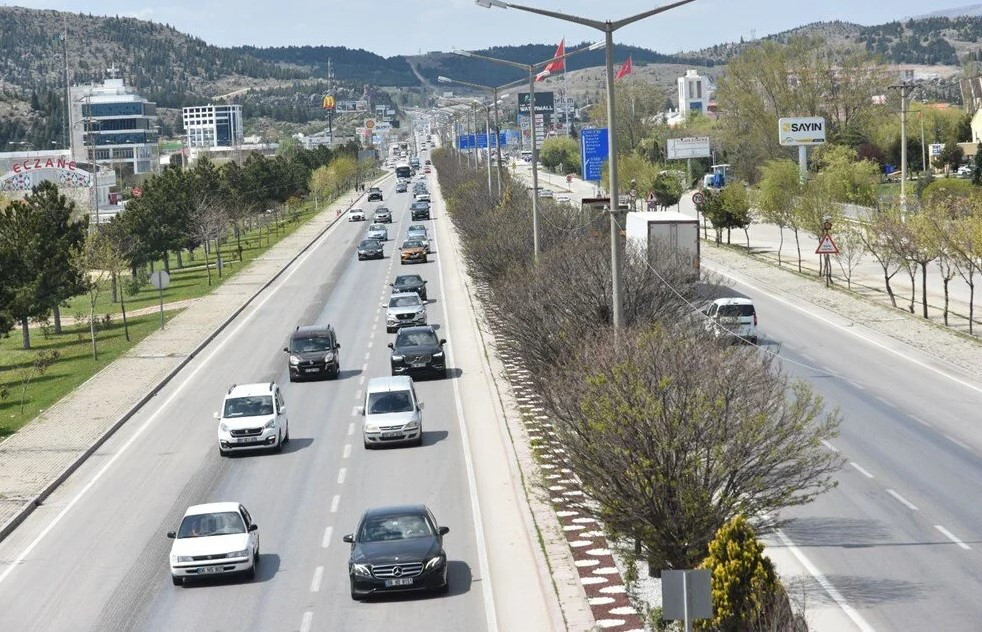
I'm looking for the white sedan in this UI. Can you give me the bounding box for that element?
[349,208,366,221]
[167,502,260,585]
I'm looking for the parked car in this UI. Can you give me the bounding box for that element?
[357,238,384,261]
[703,297,757,344]
[367,187,383,201]
[367,224,388,241]
[956,164,973,177]
[215,383,289,455]
[384,292,427,332]
[537,188,554,198]
[410,201,431,221]
[400,239,428,265]
[284,325,341,381]
[373,207,393,223]
[406,225,430,252]
[424,166,432,174]
[357,376,423,449]
[343,504,449,599]
[348,207,366,221]
[391,274,427,301]
[167,502,260,586]
[389,326,446,378]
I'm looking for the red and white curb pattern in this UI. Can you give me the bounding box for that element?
[478,285,645,631]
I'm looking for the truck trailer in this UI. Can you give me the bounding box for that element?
[625,211,700,277]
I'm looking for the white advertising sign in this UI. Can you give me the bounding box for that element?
[778,117,827,146]
[667,137,711,160]
[929,143,944,157]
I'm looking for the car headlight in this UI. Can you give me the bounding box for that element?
[352,563,372,577]
[263,419,277,430]
[324,352,335,362]
[227,548,251,559]
[219,422,229,432]
[289,355,300,365]
[364,424,380,434]
[424,555,444,570]
[404,420,419,430]
[174,555,193,563]
[391,355,404,362]
[432,351,444,358]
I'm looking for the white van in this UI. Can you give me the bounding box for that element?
[703,297,758,345]
[357,376,423,449]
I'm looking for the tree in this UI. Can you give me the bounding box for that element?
[539,136,581,174]
[813,144,880,207]
[755,160,802,267]
[703,184,752,245]
[652,170,684,210]
[972,143,982,186]
[98,219,137,341]
[857,205,905,309]
[946,208,982,334]
[933,140,964,173]
[538,326,841,575]
[74,232,113,360]
[832,223,866,290]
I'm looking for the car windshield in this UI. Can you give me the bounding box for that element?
[223,395,274,418]
[359,513,433,542]
[369,188,381,193]
[292,336,333,352]
[350,208,363,214]
[389,295,421,308]
[359,239,381,248]
[395,275,422,286]
[718,305,755,318]
[369,224,384,230]
[403,241,423,249]
[396,330,439,347]
[367,390,414,414]
[178,511,246,538]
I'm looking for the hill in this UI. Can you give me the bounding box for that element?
[232,46,418,87]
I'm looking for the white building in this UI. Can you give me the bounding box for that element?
[182,104,244,148]
[70,74,158,175]
[677,69,709,118]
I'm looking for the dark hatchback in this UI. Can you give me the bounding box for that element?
[284,325,341,381]
[343,504,449,600]
[367,187,383,201]
[410,201,430,220]
[391,274,427,301]
[357,239,384,260]
[389,326,446,378]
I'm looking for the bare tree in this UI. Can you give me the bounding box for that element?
[857,206,903,308]
[833,223,866,290]
[191,194,230,286]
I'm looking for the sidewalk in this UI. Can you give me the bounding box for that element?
[0,178,387,541]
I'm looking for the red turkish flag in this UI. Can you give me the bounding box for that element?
[615,56,633,80]
[535,39,565,82]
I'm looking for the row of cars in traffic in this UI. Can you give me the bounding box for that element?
[168,144,454,599]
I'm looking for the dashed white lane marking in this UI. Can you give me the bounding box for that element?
[911,415,931,427]
[330,495,340,513]
[363,352,371,360]
[351,405,359,417]
[343,444,351,459]
[368,340,374,349]
[348,422,355,436]
[321,526,333,548]
[355,389,362,400]
[820,440,839,453]
[945,435,972,451]
[935,525,972,550]
[310,566,324,592]
[337,468,347,485]
[361,362,368,371]
[850,462,874,478]
[300,611,314,632]
[886,489,918,511]
[358,374,366,385]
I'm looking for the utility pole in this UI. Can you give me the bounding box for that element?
[62,16,70,151]
[889,80,915,207]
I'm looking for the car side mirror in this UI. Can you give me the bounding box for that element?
[417,402,424,410]
[423,280,428,284]
[439,339,447,345]
[279,406,286,414]
[213,412,220,420]
[336,343,341,349]
[389,283,394,287]
[387,343,393,349]
[342,534,354,543]
[283,347,289,353]
[381,303,387,309]
[356,405,365,416]
[166,531,176,539]
[248,524,258,532]
[438,526,450,536]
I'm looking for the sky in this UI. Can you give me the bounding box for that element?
[3,0,978,57]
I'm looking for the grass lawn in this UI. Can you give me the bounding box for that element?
[0,311,183,437]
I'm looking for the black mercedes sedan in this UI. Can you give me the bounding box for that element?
[389,326,446,378]
[357,239,384,261]
[343,505,449,600]
[391,274,427,301]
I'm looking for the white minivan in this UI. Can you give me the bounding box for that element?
[703,297,758,345]
[358,376,423,449]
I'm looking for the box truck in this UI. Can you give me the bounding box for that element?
[625,211,700,276]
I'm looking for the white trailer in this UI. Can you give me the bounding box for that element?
[625,211,700,276]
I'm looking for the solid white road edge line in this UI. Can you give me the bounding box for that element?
[432,195,498,632]
[850,462,875,479]
[820,440,839,453]
[945,435,972,451]
[885,489,918,511]
[0,209,349,586]
[935,525,972,550]
[310,566,324,592]
[774,528,877,632]
[321,526,333,549]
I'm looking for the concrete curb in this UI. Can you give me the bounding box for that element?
[0,172,390,544]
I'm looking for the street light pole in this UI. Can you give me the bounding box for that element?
[493,88,504,197]
[475,0,699,328]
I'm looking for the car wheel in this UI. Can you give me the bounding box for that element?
[283,423,290,443]
[275,431,284,453]
[436,578,449,595]
[219,446,229,457]
[172,575,184,586]
[288,375,296,383]
[351,586,365,601]
[414,434,423,447]
[244,563,256,581]
[363,438,373,450]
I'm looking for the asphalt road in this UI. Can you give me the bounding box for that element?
[0,174,494,631]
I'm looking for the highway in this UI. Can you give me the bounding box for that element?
[520,163,982,630]
[0,171,504,631]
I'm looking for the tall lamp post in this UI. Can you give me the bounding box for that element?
[452,40,603,264]
[476,0,698,328]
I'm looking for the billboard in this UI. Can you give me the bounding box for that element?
[518,91,555,115]
[778,117,827,146]
[337,100,369,112]
[580,127,609,182]
[667,137,711,160]
[322,95,335,111]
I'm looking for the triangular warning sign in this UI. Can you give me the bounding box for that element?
[816,235,839,255]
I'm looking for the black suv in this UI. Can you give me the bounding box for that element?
[391,274,427,301]
[343,504,450,600]
[389,326,446,378]
[367,187,383,202]
[410,201,430,221]
[357,239,384,261]
[284,325,341,381]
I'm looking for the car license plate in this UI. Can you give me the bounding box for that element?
[200,566,224,574]
[234,437,252,444]
[385,577,414,587]
[382,431,403,439]
[304,368,318,373]
[410,362,427,368]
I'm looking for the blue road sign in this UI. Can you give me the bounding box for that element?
[458,134,476,150]
[505,130,521,146]
[476,133,488,149]
[580,127,609,182]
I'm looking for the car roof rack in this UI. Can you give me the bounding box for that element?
[227,384,237,394]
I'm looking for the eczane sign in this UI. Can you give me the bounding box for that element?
[778,117,826,146]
